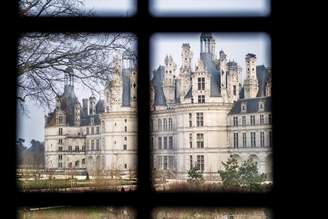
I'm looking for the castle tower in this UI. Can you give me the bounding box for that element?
[123,49,137,108]
[244,53,259,98]
[89,96,96,115]
[163,55,176,104]
[110,56,123,110]
[226,61,241,102]
[265,67,272,96]
[179,44,193,99]
[200,32,216,60]
[218,50,228,99]
[82,98,88,116]
[74,102,81,126]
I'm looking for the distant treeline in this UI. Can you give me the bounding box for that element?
[17,138,44,169]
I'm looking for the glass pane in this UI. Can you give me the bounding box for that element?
[150,0,271,17]
[19,0,137,17]
[17,32,138,192]
[150,32,272,192]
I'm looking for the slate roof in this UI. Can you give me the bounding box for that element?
[256,65,270,97]
[229,96,271,115]
[151,66,167,106]
[200,52,221,97]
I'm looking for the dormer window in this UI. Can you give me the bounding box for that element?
[241,102,247,113]
[258,101,264,112]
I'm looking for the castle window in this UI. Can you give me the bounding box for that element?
[241,102,247,113]
[124,163,128,169]
[91,140,94,150]
[168,118,173,131]
[68,146,72,151]
[58,146,63,151]
[233,85,237,95]
[189,113,192,127]
[189,133,192,148]
[58,155,62,160]
[96,139,100,150]
[260,114,264,125]
[123,144,127,150]
[233,133,239,148]
[169,136,173,149]
[82,145,85,151]
[75,146,79,151]
[196,112,204,127]
[196,155,204,172]
[158,119,162,131]
[58,116,63,124]
[168,156,174,169]
[124,136,127,141]
[251,132,256,148]
[125,126,127,132]
[82,159,85,165]
[163,156,168,170]
[59,128,63,135]
[125,119,127,123]
[75,160,79,167]
[250,115,255,125]
[58,162,62,168]
[258,101,264,112]
[68,162,72,168]
[158,137,162,149]
[190,155,193,170]
[163,118,167,131]
[242,116,246,126]
[260,132,265,147]
[198,95,205,103]
[242,133,247,148]
[268,114,272,124]
[198,77,205,90]
[58,139,63,145]
[233,116,238,126]
[86,127,89,135]
[196,133,204,148]
[91,127,94,135]
[96,126,100,134]
[101,120,105,131]
[163,136,167,149]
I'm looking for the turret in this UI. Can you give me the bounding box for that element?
[74,102,81,126]
[163,55,176,104]
[179,44,193,99]
[110,56,123,109]
[89,96,96,115]
[82,98,88,116]
[244,53,259,98]
[200,32,216,60]
[226,61,241,102]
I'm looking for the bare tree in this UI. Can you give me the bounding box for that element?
[17,32,137,110]
[19,0,91,16]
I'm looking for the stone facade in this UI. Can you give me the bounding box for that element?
[151,33,272,180]
[44,51,137,176]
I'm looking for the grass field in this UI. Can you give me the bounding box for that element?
[18,207,135,219]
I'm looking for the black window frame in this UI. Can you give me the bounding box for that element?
[13,1,275,218]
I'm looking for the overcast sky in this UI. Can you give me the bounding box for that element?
[83,0,136,16]
[17,32,270,146]
[150,0,271,16]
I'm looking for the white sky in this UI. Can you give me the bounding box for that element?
[151,0,271,16]
[83,0,136,16]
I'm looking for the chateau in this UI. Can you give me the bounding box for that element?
[44,33,272,181]
[44,51,138,176]
[150,33,272,180]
